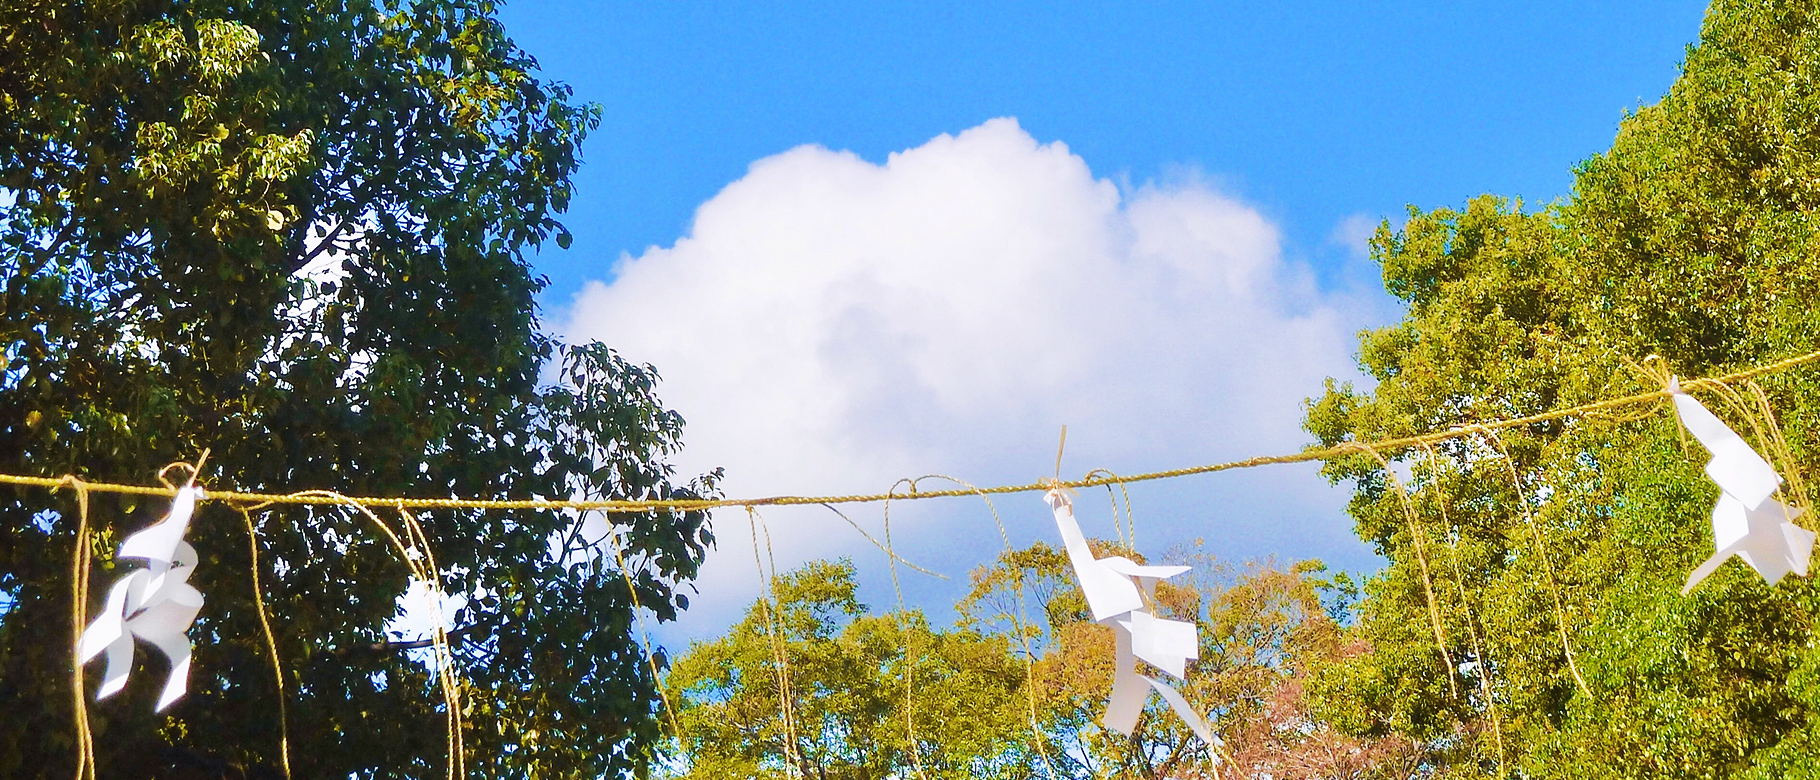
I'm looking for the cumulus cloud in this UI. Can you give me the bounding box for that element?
[1330,212,1380,260]
[563,118,1385,637]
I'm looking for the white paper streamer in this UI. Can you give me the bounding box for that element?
[1046,489,1146,621]
[78,486,207,710]
[1683,493,1814,594]
[1672,382,1816,593]
[1045,488,1220,750]
[1671,378,1781,509]
[1147,675,1217,746]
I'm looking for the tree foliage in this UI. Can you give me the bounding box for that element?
[961,541,1417,779]
[1303,1,1820,776]
[0,2,713,777]
[665,559,1035,779]
[666,541,1405,779]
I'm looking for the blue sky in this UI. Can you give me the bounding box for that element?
[503,1,1708,305]
[494,2,1714,636]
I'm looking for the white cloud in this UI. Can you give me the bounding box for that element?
[1330,212,1380,260]
[562,118,1386,637]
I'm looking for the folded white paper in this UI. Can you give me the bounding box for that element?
[1120,611,1199,679]
[1672,380,1781,510]
[1147,675,1219,749]
[1048,488,1217,747]
[1045,489,1145,622]
[1102,618,1219,750]
[1101,556,1192,601]
[1104,623,1149,735]
[117,486,201,565]
[1684,494,1815,593]
[1668,383,1817,593]
[78,487,206,710]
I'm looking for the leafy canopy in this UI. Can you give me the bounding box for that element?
[1304,1,1820,777]
[0,1,714,777]
[665,541,1396,780]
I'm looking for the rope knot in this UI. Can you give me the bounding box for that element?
[1629,354,1682,395]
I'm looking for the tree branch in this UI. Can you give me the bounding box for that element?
[325,626,472,659]
[291,217,354,273]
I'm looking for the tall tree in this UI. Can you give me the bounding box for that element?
[1305,1,1820,776]
[0,2,714,777]
[667,541,1395,779]
[959,541,1413,779]
[664,559,1034,780]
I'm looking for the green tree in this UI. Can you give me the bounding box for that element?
[0,2,714,777]
[666,532,1404,779]
[1303,1,1820,776]
[663,560,1035,779]
[960,541,1415,779]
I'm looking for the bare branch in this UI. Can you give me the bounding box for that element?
[326,626,471,658]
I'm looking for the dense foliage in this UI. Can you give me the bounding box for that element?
[662,541,1402,779]
[0,2,714,777]
[665,559,1033,779]
[1304,1,1820,776]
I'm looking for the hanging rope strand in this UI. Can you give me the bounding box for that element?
[810,502,946,579]
[1083,469,1138,550]
[1346,442,1458,700]
[396,507,464,780]
[60,477,96,780]
[1477,429,1593,700]
[747,509,805,778]
[1743,380,1813,515]
[1703,379,1813,525]
[909,475,1061,777]
[253,492,467,778]
[1421,445,1505,778]
[600,516,687,758]
[234,506,293,780]
[882,480,933,780]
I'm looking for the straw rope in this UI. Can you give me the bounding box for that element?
[235,506,293,780]
[1421,444,1504,778]
[39,348,1820,779]
[1347,442,1458,700]
[61,477,95,780]
[6,349,1816,513]
[1478,429,1592,700]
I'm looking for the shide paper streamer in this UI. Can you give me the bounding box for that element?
[1044,488,1220,750]
[78,486,207,711]
[1673,380,1817,594]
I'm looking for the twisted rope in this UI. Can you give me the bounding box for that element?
[8,349,1817,513]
